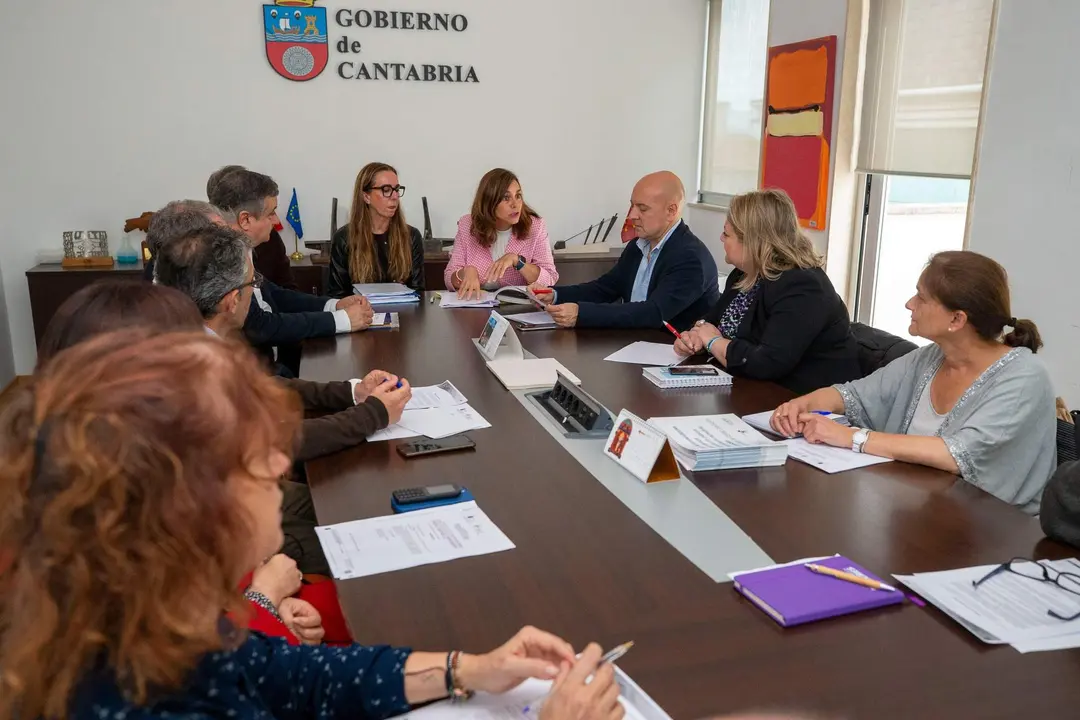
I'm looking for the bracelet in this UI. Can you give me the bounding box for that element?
[454,269,464,285]
[444,650,474,703]
[244,589,282,622]
[705,336,720,356]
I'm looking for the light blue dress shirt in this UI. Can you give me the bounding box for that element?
[630,221,680,302]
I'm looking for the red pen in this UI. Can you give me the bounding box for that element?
[663,321,682,340]
[533,288,553,294]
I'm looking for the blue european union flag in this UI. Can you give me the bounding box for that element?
[286,188,303,240]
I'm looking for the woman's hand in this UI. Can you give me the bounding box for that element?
[674,331,701,357]
[456,267,483,300]
[456,626,576,695]
[487,253,521,284]
[800,415,857,449]
[539,644,624,720]
[688,322,721,349]
[249,554,303,607]
[770,396,815,438]
[279,597,325,646]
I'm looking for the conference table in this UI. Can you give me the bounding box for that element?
[301,296,1078,720]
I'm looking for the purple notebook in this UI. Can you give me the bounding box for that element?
[733,555,903,627]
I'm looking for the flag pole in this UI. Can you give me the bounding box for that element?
[289,188,305,261]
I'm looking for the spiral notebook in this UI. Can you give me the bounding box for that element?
[643,365,733,389]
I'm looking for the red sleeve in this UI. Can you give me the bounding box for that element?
[246,600,300,644]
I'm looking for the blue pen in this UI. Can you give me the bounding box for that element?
[812,410,832,417]
[381,378,404,389]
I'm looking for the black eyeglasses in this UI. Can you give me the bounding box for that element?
[216,271,263,305]
[365,184,406,198]
[972,557,1080,621]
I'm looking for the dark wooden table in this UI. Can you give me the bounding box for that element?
[302,297,1078,720]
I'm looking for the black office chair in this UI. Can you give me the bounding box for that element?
[849,322,919,377]
[1056,400,1080,466]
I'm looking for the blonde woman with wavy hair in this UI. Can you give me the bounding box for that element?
[675,188,861,393]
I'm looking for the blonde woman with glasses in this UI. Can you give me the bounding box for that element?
[674,188,861,393]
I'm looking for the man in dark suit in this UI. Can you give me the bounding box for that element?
[207,167,373,375]
[535,171,719,330]
[154,223,411,575]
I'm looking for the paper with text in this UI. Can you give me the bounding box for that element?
[406,381,468,410]
[315,501,514,579]
[440,291,497,308]
[783,438,893,473]
[398,404,491,439]
[895,559,1080,646]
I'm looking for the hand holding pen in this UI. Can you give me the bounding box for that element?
[535,643,626,720]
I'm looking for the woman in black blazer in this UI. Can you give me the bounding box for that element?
[674,189,862,394]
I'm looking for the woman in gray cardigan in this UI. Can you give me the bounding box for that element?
[771,250,1055,515]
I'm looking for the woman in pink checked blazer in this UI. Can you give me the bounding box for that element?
[444,168,559,297]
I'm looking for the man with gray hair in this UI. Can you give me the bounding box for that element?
[206,167,373,371]
[153,223,412,457]
[141,199,227,281]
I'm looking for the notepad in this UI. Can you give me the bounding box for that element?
[730,554,904,627]
[485,358,582,390]
[643,365,732,389]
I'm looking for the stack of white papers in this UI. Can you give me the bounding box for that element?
[604,341,684,366]
[353,283,420,305]
[367,381,491,441]
[315,501,515,579]
[439,290,497,308]
[895,559,1080,653]
[647,414,788,472]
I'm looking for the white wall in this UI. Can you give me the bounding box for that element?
[967,0,1080,404]
[0,0,707,374]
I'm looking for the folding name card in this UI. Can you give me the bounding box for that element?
[603,409,680,484]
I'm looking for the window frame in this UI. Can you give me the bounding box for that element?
[696,0,770,208]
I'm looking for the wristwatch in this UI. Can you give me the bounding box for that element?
[851,428,870,454]
[514,255,526,271]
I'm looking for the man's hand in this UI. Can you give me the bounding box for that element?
[370,378,413,425]
[336,294,368,311]
[279,598,325,646]
[456,267,483,300]
[546,303,579,328]
[529,285,555,307]
[486,253,521,284]
[344,299,374,331]
[355,370,396,404]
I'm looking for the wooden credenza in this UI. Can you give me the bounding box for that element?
[26,250,618,347]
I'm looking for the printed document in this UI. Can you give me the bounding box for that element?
[315,501,514,579]
[895,558,1080,651]
[397,404,491,439]
[440,291,497,308]
[406,380,468,410]
[783,438,893,473]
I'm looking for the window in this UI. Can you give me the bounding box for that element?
[855,175,971,344]
[853,0,996,342]
[698,0,770,206]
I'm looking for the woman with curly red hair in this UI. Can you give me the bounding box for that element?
[0,330,622,720]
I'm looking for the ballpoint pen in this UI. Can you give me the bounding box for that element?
[804,563,897,592]
[522,642,633,715]
[662,321,681,340]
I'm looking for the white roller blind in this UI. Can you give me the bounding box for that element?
[859,0,995,178]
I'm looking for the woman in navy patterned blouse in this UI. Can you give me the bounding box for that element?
[0,330,624,720]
